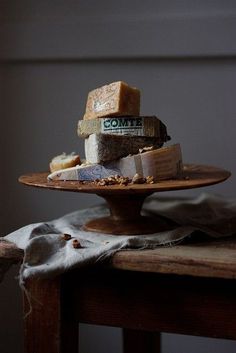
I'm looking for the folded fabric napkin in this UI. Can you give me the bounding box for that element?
[1,193,236,283]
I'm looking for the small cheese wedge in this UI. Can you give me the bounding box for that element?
[78,116,170,140]
[85,133,163,164]
[48,164,120,181]
[48,144,183,182]
[83,81,140,120]
[49,153,81,173]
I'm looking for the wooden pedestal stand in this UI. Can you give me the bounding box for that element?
[19,164,230,235]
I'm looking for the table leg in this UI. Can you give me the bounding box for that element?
[123,329,161,353]
[23,277,78,353]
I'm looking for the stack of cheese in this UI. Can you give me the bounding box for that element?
[48,81,183,182]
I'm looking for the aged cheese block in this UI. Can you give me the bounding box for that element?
[85,133,163,164]
[78,116,170,140]
[83,81,140,120]
[48,144,183,182]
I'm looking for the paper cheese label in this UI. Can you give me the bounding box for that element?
[101,117,144,135]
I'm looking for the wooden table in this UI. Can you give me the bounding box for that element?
[5,165,232,352]
[2,236,236,353]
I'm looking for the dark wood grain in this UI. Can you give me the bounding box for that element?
[111,237,236,279]
[66,268,236,340]
[22,263,236,353]
[24,277,78,353]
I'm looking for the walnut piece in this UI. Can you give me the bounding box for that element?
[93,174,155,186]
[61,233,72,241]
[72,239,82,249]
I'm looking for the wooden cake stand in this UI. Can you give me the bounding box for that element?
[19,164,231,235]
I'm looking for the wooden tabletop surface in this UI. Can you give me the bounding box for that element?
[111,236,236,280]
[1,236,236,280]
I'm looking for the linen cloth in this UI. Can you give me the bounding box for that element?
[1,193,236,282]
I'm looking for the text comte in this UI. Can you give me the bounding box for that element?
[103,117,143,130]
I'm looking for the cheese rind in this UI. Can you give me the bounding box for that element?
[83,81,140,120]
[85,133,163,164]
[78,116,170,140]
[48,144,183,182]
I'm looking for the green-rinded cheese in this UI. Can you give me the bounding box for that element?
[78,116,170,140]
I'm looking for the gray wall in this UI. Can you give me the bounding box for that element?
[1,1,236,353]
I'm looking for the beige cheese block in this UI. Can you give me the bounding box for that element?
[78,116,170,140]
[48,144,183,182]
[49,153,81,173]
[85,133,163,164]
[83,81,140,120]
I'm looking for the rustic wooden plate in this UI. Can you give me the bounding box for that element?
[19,164,231,235]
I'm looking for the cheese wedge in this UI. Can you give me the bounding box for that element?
[49,153,81,173]
[83,81,140,120]
[48,144,183,182]
[48,164,119,181]
[78,116,170,140]
[85,133,163,164]
[112,144,182,181]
